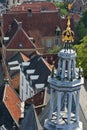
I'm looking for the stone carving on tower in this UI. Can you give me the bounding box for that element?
[44,16,84,130]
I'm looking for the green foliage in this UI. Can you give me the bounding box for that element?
[48,46,60,54]
[61,8,68,16]
[76,10,87,41]
[74,36,87,78]
[54,1,65,8]
[81,10,87,27]
[53,1,68,16]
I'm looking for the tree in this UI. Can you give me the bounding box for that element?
[54,1,68,16]
[48,46,60,54]
[74,36,87,78]
[76,10,87,41]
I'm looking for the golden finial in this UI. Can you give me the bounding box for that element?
[62,16,74,43]
[68,2,73,11]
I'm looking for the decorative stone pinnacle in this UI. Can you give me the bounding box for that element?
[62,16,74,43]
[51,61,55,78]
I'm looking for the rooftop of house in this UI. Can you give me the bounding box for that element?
[7,52,29,64]
[0,84,18,130]
[3,84,21,127]
[3,11,67,38]
[3,19,36,50]
[7,52,29,78]
[22,55,52,88]
[0,83,44,130]
[6,52,29,89]
[26,88,46,114]
[10,1,58,13]
[20,104,43,130]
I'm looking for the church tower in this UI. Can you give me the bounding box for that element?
[44,16,84,130]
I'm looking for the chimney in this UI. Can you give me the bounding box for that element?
[22,6,24,11]
[28,8,32,17]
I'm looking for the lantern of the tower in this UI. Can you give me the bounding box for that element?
[44,16,84,130]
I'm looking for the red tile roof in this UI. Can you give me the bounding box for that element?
[20,52,29,62]
[3,84,21,126]
[10,2,57,13]
[29,30,42,48]
[3,11,62,53]
[3,11,61,37]
[3,8,75,52]
[6,27,36,49]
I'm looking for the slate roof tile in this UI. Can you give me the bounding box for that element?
[23,55,51,88]
[7,52,29,64]
[20,104,43,130]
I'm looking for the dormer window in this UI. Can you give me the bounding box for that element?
[19,43,22,48]
[41,7,47,11]
[28,8,32,17]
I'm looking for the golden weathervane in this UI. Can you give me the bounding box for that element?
[62,16,74,43]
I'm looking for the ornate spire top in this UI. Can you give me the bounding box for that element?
[62,16,74,43]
